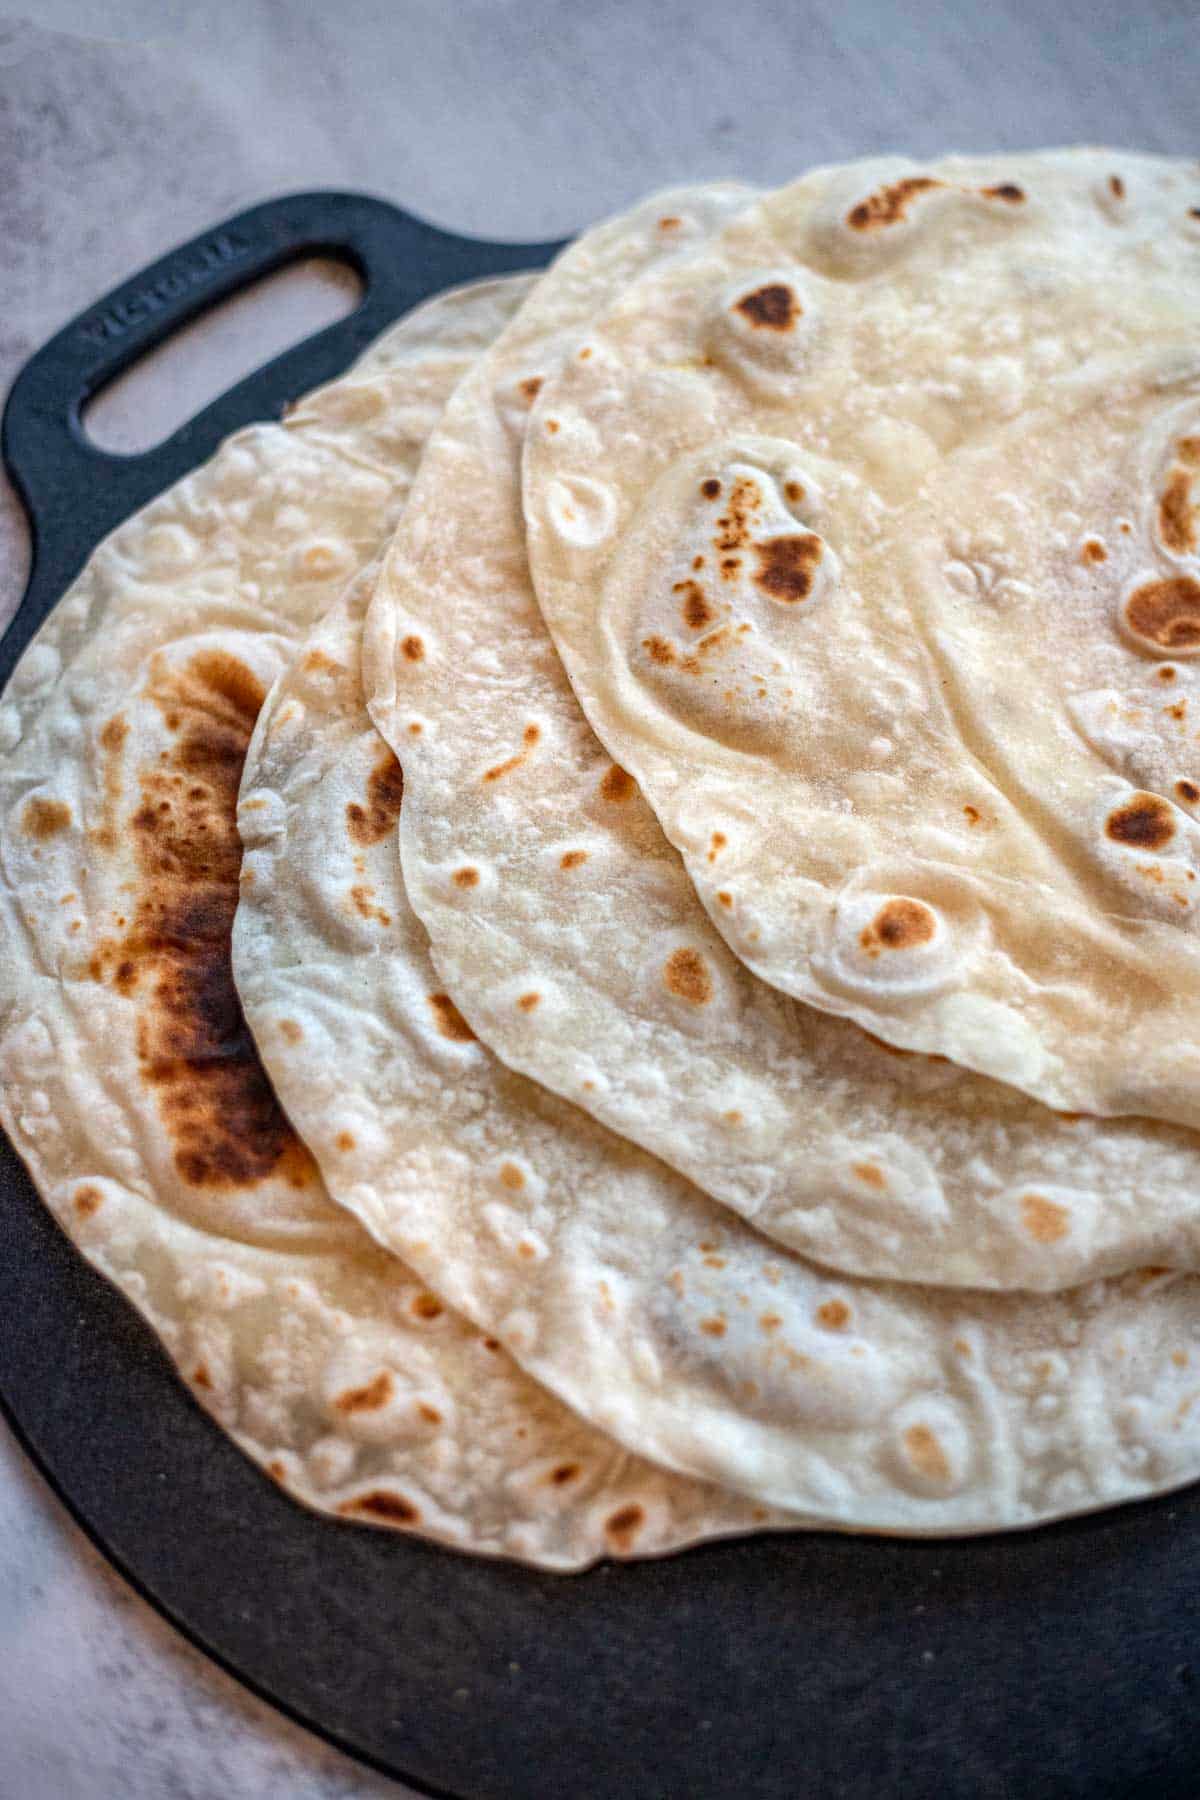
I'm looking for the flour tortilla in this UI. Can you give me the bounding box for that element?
[246,577,1200,1535]
[0,274,749,1568]
[522,149,1200,1131]
[367,176,1200,1295]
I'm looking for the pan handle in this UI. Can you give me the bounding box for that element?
[0,189,563,685]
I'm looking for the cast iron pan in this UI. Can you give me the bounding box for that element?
[1,191,1198,1800]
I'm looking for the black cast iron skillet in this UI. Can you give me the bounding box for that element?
[1,191,1198,1800]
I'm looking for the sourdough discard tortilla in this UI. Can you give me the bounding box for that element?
[0,275,767,1568]
[523,149,1200,1130]
[368,178,1200,1296]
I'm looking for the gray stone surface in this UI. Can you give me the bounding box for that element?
[0,1,1195,1793]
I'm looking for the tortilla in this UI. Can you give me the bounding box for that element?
[0,273,763,1568]
[367,174,1200,1296]
[522,149,1200,1129]
[246,567,1200,1534]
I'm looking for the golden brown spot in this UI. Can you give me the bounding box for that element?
[335,1130,356,1152]
[483,752,525,783]
[700,1316,727,1338]
[1159,468,1198,556]
[1174,1349,1189,1368]
[1159,666,1179,682]
[544,418,559,435]
[191,1364,212,1390]
[417,1402,444,1425]
[1105,791,1177,851]
[499,1162,525,1191]
[267,1460,288,1483]
[523,724,541,748]
[663,946,713,1005]
[674,579,714,631]
[335,1370,395,1414]
[518,375,543,403]
[659,215,682,230]
[1178,437,1200,466]
[412,1293,444,1320]
[642,633,677,667]
[759,1312,783,1333]
[598,763,636,803]
[453,866,480,888]
[1081,538,1108,565]
[704,1254,727,1269]
[851,1161,888,1191]
[605,1503,646,1551]
[407,721,422,735]
[708,830,727,863]
[350,884,390,925]
[401,634,425,664]
[1177,780,1200,805]
[963,804,981,825]
[517,991,541,1012]
[1125,575,1200,652]
[724,1109,743,1125]
[816,1299,851,1331]
[1109,173,1126,199]
[559,849,588,870]
[279,1019,303,1045]
[338,1490,420,1525]
[548,1462,581,1487]
[346,750,404,846]
[100,715,129,754]
[692,554,705,571]
[1021,1192,1071,1244]
[428,992,476,1042]
[716,890,733,908]
[981,181,1025,203]
[847,175,941,229]
[784,481,806,504]
[73,1185,103,1219]
[733,282,800,331]
[859,897,937,955]
[1168,700,1188,721]
[303,647,340,674]
[903,1424,951,1483]
[22,797,72,840]
[111,652,319,1193]
[953,1337,972,1357]
[753,532,823,603]
[700,478,722,501]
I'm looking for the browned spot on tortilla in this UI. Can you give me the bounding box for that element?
[338,1490,420,1525]
[643,634,677,667]
[523,723,540,746]
[548,1462,581,1486]
[716,890,733,907]
[1125,575,1200,651]
[22,796,72,839]
[817,1299,851,1331]
[847,175,941,229]
[191,1364,212,1389]
[733,282,800,331]
[1081,538,1108,564]
[482,1335,500,1350]
[1021,1192,1070,1243]
[663,947,713,1005]
[73,1185,103,1219]
[101,650,318,1193]
[674,579,714,630]
[903,1424,951,1483]
[1178,437,1200,466]
[859,897,937,955]
[605,1504,646,1551]
[544,418,559,434]
[428,992,476,1041]
[713,475,763,555]
[411,1293,444,1320]
[401,634,425,663]
[483,752,525,782]
[350,884,390,926]
[416,1402,443,1426]
[303,647,341,674]
[453,866,480,888]
[518,376,543,404]
[517,991,541,1012]
[1109,173,1126,199]
[335,1130,356,1152]
[1177,779,1200,804]
[700,1316,727,1338]
[346,750,404,846]
[1168,700,1187,721]
[499,1161,525,1191]
[1105,791,1176,850]
[759,1311,782,1333]
[336,1370,395,1414]
[981,181,1025,203]
[704,1254,727,1269]
[559,849,588,870]
[700,478,722,501]
[598,762,636,803]
[659,215,682,230]
[851,1161,888,1191]
[1159,666,1179,682]
[100,715,129,754]
[753,533,823,603]
[1159,468,1198,555]
[279,1019,303,1045]
[708,830,726,863]
[963,804,981,825]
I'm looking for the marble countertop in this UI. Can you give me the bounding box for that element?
[0,2,1193,1794]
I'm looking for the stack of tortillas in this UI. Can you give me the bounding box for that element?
[4,149,1200,1571]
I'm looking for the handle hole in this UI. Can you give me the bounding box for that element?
[81,256,364,454]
